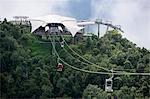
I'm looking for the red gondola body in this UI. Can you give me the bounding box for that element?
[57,63,64,71]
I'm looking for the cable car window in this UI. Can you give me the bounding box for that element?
[107,81,112,86]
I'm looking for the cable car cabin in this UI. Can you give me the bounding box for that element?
[57,63,64,71]
[60,41,64,47]
[105,78,113,92]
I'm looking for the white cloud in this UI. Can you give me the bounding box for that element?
[91,0,114,20]
[91,0,150,49]
[0,0,70,19]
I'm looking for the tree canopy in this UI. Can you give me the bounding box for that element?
[0,20,150,98]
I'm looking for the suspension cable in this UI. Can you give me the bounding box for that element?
[57,32,112,71]
[59,32,121,73]
[58,36,122,73]
[33,36,145,72]
[50,35,150,76]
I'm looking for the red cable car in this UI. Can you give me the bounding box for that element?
[57,63,64,71]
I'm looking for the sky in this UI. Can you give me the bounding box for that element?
[0,0,150,49]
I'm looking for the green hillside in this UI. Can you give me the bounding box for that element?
[0,19,150,98]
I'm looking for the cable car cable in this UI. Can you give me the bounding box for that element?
[59,32,121,73]
[50,35,150,76]
[57,32,113,71]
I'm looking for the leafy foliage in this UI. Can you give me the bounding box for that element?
[0,20,150,98]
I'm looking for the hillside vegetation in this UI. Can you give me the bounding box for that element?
[0,19,150,98]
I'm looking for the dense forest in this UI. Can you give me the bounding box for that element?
[0,19,150,98]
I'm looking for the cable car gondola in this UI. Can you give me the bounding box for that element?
[57,63,64,71]
[105,70,114,92]
[60,41,64,48]
[105,78,113,92]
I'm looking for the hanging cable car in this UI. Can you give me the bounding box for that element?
[105,69,114,92]
[60,41,64,48]
[105,78,113,92]
[57,58,64,71]
[57,63,64,71]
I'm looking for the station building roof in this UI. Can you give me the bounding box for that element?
[30,15,84,37]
